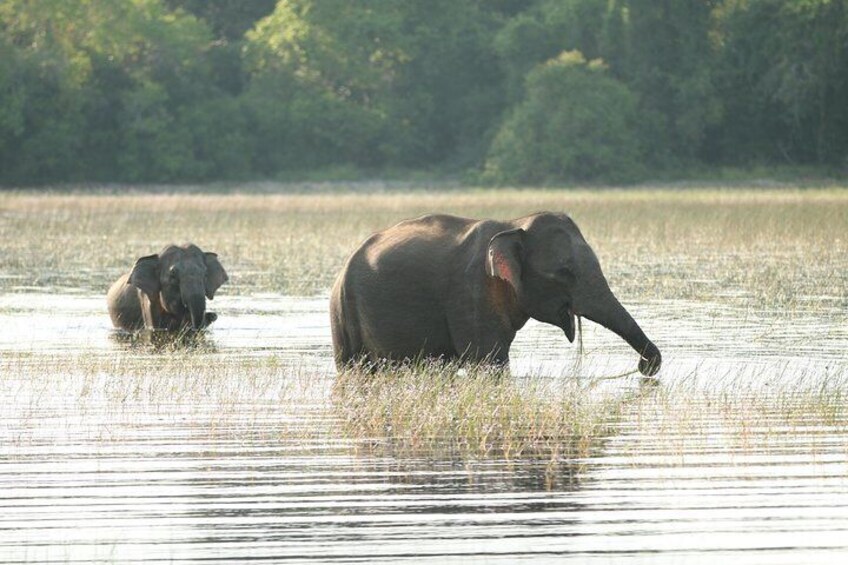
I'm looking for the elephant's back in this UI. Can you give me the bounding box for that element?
[106,273,143,330]
[106,273,132,307]
[348,214,474,282]
[333,214,483,360]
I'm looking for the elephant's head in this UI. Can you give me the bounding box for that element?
[486,213,661,376]
[129,243,228,330]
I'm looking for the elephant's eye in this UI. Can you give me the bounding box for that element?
[168,268,179,280]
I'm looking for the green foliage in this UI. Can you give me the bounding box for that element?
[0,0,846,185]
[242,0,401,170]
[0,0,245,184]
[117,80,194,181]
[617,0,722,167]
[164,0,277,41]
[243,0,505,169]
[494,0,606,103]
[713,0,848,166]
[485,52,642,184]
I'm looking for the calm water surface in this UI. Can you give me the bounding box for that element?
[1,292,847,563]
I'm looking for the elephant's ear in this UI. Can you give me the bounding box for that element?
[486,228,524,292]
[128,254,160,298]
[204,252,228,299]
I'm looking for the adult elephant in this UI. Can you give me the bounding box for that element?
[330,212,661,376]
[107,243,228,332]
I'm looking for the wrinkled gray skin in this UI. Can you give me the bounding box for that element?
[330,212,661,376]
[107,244,228,332]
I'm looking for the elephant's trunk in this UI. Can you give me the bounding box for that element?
[185,291,206,331]
[578,289,661,376]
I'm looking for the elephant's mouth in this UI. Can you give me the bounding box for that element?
[558,303,576,343]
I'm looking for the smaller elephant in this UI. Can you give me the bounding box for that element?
[107,243,228,332]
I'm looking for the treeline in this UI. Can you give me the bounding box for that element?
[1,0,846,185]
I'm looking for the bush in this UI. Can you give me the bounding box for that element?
[484,50,644,185]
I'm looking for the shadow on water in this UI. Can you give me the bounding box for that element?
[109,328,218,354]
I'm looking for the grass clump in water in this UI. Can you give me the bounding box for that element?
[0,352,334,447]
[617,364,848,460]
[332,361,631,462]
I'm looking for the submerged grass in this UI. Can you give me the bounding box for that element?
[332,362,633,461]
[330,361,848,465]
[2,348,848,468]
[617,363,848,461]
[0,352,334,447]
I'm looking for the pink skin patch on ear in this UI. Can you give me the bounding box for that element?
[492,251,516,286]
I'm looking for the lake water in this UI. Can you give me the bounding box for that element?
[1,293,848,563]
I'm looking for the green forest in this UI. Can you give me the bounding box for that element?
[1,0,846,186]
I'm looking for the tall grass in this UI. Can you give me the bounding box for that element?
[1,186,847,469]
[0,352,333,447]
[332,362,639,461]
[616,363,848,460]
[3,349,845,465]
[1,186,846,308]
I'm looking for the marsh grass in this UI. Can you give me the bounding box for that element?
[1,187,845,309]
[1,186,847,469]
[3,349,634,464]
[0,352,335,447]
[3,348,848,468]
[617,364,848,461]
[332,361,649,461]
[327,362,848,467]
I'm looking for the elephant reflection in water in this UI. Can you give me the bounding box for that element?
[109,326,218,353]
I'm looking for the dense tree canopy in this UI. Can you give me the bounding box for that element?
[485,51,642,184]
[0,0,846,185]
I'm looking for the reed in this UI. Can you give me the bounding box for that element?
[331,361,636,461]
[1,186,845,308]
[0,185,846,466]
